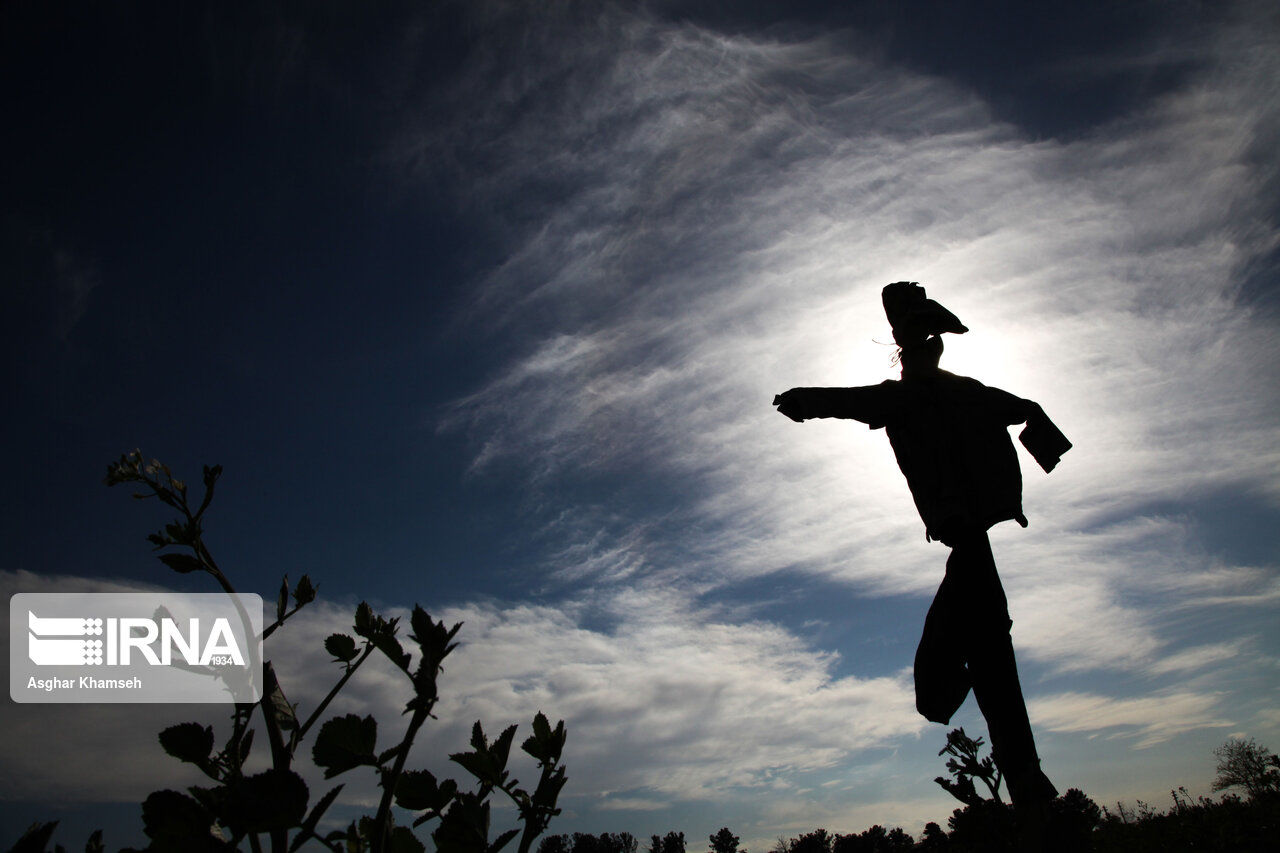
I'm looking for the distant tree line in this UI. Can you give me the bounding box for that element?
[535,734,1280,853]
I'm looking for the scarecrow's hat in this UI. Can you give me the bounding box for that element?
[881,281,968,348]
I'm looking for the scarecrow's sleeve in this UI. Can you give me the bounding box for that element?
[980,385,1073,473]
[773,381,899,429]
[1019,404,1072,472]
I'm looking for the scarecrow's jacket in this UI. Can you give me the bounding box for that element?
[783,371,1066,542]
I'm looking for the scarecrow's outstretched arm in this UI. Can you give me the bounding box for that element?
[773,385,895,427]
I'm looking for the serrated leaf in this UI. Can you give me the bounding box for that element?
[532,712,551,742]
[371,632,411,672]
[159,722,214,764]
[157,553,204,574]
[325,633,359,663]
[293,574,316,606]
[522,715,565,765]
[139,790,214,844]
[354,601,374,637]
[411,777,460,828]
[489,828,520,853]
[288,784,343,853]
[490,725,518,771]
[450,751,487,780]
[388,826,427,853]
[222,769,309,833]
[520,737,545,763]
[410,606,462,675]
[394,769,454,812]
[409,605,436,646]
[353,603,409,672]
[162,519,200,545]
[312,714,378,779]
[432,795,491,853]
[450,748,507,788]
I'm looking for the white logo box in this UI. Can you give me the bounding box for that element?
[10,593,263,703]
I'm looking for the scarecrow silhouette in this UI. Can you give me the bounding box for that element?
[774,282,1070,850]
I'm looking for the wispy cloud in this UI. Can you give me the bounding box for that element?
[1029,690,1234,749]
[1147,641,1249,676]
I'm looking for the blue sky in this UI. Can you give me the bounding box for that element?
[2,0,1278,848]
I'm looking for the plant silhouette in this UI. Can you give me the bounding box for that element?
[707,828,740,853]
[1211,737,1280,801]
[648,831,686,853]
[774,282,1070,852]
[935,727,1004,808]
[10,452,569,853]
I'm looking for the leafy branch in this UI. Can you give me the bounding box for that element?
[93,451,567,853]
[934,727,1003,807]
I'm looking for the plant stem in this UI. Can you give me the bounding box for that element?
[371,700,433,853]
[296,645,376,743]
